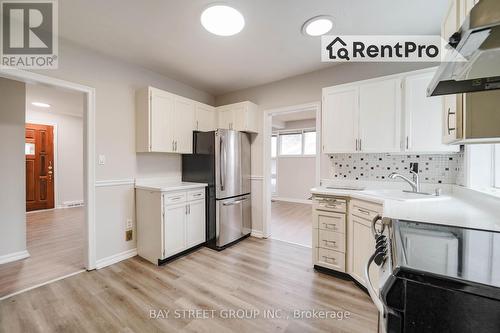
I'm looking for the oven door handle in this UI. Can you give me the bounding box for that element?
[365,252,385,315]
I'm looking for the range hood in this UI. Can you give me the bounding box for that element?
[428,0,500,96]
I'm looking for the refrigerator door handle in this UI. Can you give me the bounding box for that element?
[222,197,248,206]
[220,136,225,191]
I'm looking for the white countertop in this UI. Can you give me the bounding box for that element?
[311,180,500,232]
[135,180,207,192]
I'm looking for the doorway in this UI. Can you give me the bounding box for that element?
[262,102,321,247]
[0,69,96,299]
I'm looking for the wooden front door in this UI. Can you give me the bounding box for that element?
[25,124,55,211]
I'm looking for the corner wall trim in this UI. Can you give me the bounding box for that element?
[0,250,30,265]
[251,230,265,238]
[95,248,137,269]
[95,179,135,187]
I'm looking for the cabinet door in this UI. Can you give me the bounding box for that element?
[351,217,378,289]
[195,103,216,132]
[322,86,359,153]
[359,78,402,153]
[218,107,234,130]
[405,72,459,153]
[442,0,463,144]
[174,97,195,154]
[186,199,206,248]
[150,89,175,152]
[164,203,187,257]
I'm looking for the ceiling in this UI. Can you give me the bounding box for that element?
[59,0,448,96]
[26,83,84,117]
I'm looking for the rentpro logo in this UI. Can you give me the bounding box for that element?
[321,35,462,63]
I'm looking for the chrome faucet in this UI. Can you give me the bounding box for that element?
[388,163,420,192]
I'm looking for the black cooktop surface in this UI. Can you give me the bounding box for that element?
[393,220,500,290]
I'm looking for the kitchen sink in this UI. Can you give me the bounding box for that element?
[361,189,447,202]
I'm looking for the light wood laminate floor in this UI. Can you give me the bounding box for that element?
[0,237,377,333]
[0,207,85,298]
[271,201,313,247]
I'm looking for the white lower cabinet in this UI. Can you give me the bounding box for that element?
[137,187,206,265]
[312,195,382,291]
[186,199,206,248]
[164,202,188,257]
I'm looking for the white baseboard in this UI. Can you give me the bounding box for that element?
[95,248,137,269]
[58,200,84,209]
[272,197,312,205]
[0,250,30,265]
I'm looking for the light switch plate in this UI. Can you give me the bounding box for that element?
[98,154,106,165]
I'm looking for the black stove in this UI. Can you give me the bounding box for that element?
[371,218,500,333]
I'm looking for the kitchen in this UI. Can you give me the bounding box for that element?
[0,0,499,332]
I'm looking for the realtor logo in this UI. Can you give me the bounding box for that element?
[1,0,58,68]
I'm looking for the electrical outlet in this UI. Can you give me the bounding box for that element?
[126,229,133,241]
[98,154,106,165]
[126,218,133,230]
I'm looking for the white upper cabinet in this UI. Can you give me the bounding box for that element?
[216,101,259,133]
[195,103,217,132]
[405,71,460,153]
[174,96,195,154]
[149,88,175,153]
[322,85,359,153]
[322,68,463,154]
[359,78,402,153]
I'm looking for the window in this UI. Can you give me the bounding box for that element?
[280,132,302,155]
[271,135,277,158]
[495,145,500,189]
[275,129,317,156]
[467,144,500,191]
[303,130,316,155]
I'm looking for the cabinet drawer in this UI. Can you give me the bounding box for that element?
[314,210,346,233]
[318,248,345,272]
[350,200,382,221]
[314,197,347,213]
[164,192,187,205]
[188,189,205,201]
[318,230,345,252]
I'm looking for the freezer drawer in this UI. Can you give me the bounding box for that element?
[216,194,251,247]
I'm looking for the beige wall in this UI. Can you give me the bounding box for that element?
[26,109,84,208]
[216,62,436,234]
[0,78,26,257]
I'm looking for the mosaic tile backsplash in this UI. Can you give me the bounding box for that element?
[328,152,465,185]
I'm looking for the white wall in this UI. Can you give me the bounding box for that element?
[0,78,26,257]
[26,39,214,262]
[216,62,436,234]
[276,157,315,201]
[26,109,84,208]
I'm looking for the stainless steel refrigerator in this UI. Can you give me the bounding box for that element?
[182,129,251,250]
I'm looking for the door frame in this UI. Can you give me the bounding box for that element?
[25,122,59,210]
[262,102,321,238]
[0,68,97,270]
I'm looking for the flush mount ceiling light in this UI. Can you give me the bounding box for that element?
[31,102,50,108]
[201,4,245,36]
[302,16,333,36]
